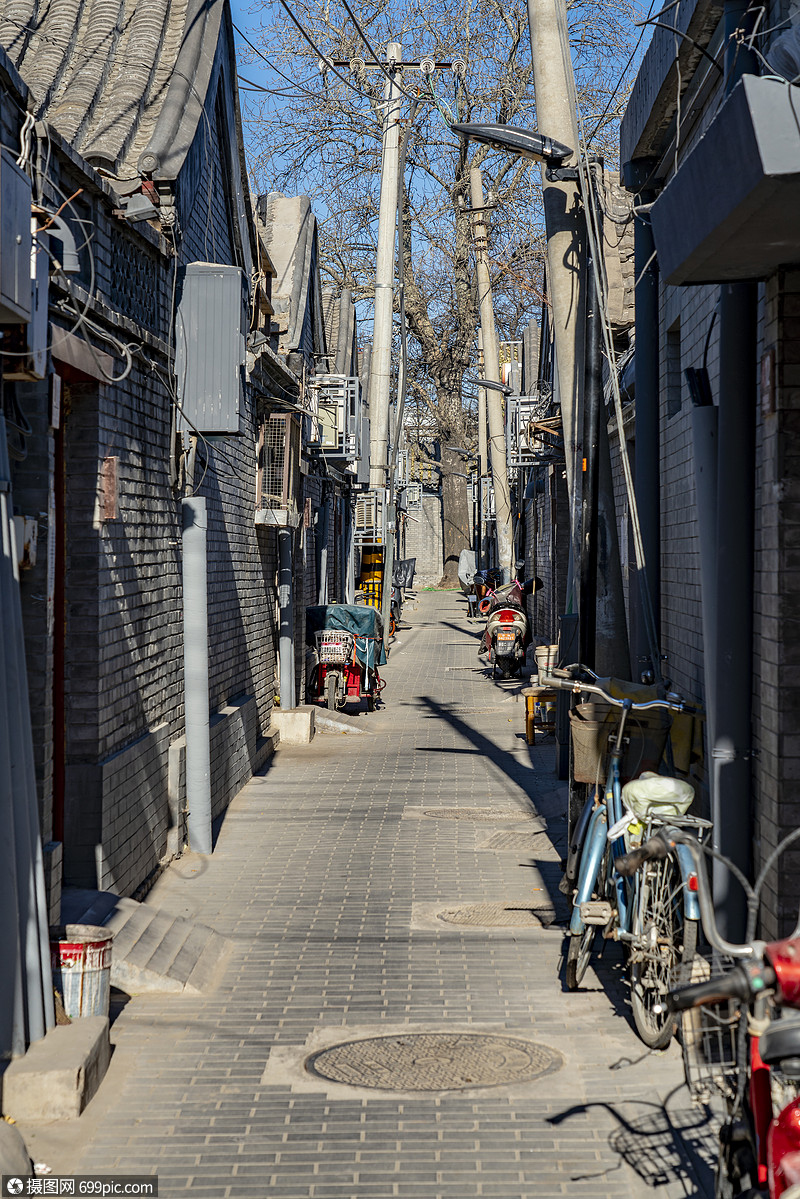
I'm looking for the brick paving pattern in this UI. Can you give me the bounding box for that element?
[45,593,716,1196]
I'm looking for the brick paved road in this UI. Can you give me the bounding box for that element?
[35,592,716,1197]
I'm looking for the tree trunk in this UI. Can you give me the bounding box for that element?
[436,390,471,586]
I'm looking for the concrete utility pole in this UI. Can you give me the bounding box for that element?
[526,0,585,605]
[477,330,488,568]
[470,166,513,580]
[369,42,403,489]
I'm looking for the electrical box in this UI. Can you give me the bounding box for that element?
[175,262,246,434]
[0,150,33,324]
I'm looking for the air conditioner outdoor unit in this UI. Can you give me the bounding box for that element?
[480,476,496,522]
[405,482,422,509]
[256,413,301,519]
[354,489,386,544]
[506,390,554,469]
[310,375,362,459]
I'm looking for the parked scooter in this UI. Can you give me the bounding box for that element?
[478,573,541,678]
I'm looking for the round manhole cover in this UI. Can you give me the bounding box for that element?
[306,1032,562,1091]
[437,902,547,927]
[422,807,538,822]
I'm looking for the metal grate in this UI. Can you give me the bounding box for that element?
[480,476,496,522]
[405,482,422,509]
[308,375,362,458]
[506,390,556,468]
[258,414,301,511]
[354,490,385,543]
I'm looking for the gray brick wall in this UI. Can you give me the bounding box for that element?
[13,67,280,898]
[405,493,443,586]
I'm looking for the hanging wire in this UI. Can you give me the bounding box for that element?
[232,21,323,101]
[338,0,422,105]
[274,0,383,102]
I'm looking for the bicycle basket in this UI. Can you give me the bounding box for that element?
[672,953,740,1105]
[569,702,672,785]
[315,629,354,665]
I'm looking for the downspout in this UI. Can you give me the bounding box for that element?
[631,176,661,678]
[316,492,330,605]
[0,415,55,1055]
[278,527,296,709]
[712,7,759,940]
[344,495,355,603]
[182,495,212,856]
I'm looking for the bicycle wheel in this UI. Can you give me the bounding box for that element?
[325,673,338,710]
[629,854,698,1049]
[565,844,608,990]
[566,923,597,990]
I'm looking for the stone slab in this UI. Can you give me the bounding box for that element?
[270,706,316,744]
[2,1018,110,1121]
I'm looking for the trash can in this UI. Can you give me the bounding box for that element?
[50,924,113,1019]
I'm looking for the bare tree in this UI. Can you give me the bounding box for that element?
[243,0,636,582]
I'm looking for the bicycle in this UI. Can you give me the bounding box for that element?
[617,824,800,1198]
[541,664,707,1048]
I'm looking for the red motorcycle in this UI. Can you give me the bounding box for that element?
[618,826,800,1199]
[477,575,540,679]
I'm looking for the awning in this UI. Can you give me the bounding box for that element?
[650,75,800,285]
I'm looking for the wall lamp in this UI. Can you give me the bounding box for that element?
[450,122,578,182]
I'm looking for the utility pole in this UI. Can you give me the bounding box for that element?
[470,166,513,581]
[526,0,585,608]
[369,42,403,489]
[477,330,488,569]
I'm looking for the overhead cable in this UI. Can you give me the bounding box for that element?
[338,0,421,104]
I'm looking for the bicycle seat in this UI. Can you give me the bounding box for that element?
[759,1013,800,1071]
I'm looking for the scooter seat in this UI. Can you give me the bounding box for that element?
[759,1013,800,1069]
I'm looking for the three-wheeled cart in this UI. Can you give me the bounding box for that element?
[306,604,386,712]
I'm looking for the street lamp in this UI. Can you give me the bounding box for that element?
[449,122,577,182]
[463,374,512,396]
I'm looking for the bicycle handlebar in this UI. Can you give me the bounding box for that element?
[539,669,700,716]
[615,832,670,877]
[668,964,762,1011]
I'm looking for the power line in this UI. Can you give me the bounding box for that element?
[273,0,379,102]
[586,0,658,146]
[338,0,421,104]
[232,21,322,101]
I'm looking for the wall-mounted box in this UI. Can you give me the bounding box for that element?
[0,150,32,324]
[175,262,246,434]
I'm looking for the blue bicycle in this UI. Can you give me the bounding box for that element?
[542,665,709,1048]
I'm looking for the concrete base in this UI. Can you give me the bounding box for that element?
[2,1018,110,1120]
[0,1121,32,1175]
[270,706,316,745]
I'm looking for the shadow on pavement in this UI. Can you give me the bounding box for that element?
[548,1089,717,1195]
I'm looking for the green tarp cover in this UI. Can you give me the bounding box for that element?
[305,604,386,669]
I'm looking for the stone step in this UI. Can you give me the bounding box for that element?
[60,888,233,997]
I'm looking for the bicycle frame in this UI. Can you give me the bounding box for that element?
[569,700,700,940]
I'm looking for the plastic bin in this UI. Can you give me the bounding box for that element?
[569,701,671,785]
[50,924,113,1019]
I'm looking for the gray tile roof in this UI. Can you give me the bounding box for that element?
[0,0,224,182]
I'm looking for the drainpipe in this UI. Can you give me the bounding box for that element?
[579,256,601,668]
[631,176,661,678]
[712,9,759,941]
[688,388,717,822]
[278,527,296,709]
[182,496,212,856]
[0,415,55,1055]
[344,496,355,603]
[316,492,330,605]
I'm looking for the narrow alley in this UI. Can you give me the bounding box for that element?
[23,593,716,1198]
